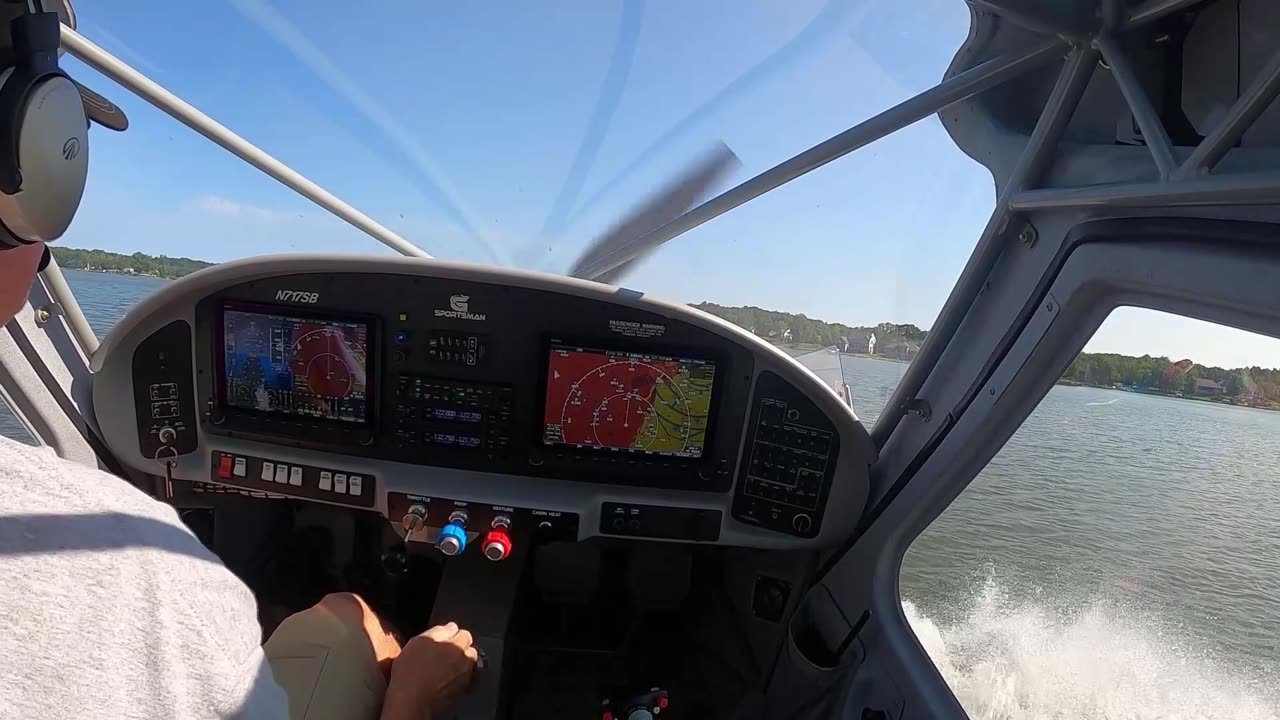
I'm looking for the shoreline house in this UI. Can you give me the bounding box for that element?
[880,339,921,361]
[838,331,877,355]
[1194,378,1225,396]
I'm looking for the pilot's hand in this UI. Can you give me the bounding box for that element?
[380,622,479,720]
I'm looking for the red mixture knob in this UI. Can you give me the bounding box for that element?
[482,527,512,561]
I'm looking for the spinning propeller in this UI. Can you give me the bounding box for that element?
[568,142,740,285]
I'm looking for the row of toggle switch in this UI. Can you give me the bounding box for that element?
[259,460,303,487]
[209,452,374,509]
[256,462,362,496]
[215,454,365,496]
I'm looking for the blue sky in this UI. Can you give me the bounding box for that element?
[60,0,1280,369]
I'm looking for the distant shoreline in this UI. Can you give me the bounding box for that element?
[839,351,911,365]
[64,267,170,280]
[772,342,1280,413]
[769,343,917,364]
[52,246,212,281]
[1056,379,1280,411]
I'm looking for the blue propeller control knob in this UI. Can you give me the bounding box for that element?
[436,520,468,556]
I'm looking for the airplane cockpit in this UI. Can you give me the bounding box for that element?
[7,0,1280,718]
[87,253,874,716]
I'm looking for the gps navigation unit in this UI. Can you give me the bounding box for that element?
[542,343,716,459]
[220,304,371,424]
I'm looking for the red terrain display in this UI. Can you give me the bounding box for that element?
[542,344,715,458]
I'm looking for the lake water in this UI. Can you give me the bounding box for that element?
[2,272,1278,717]
[0,270,168,444]
[845,353,1280,718]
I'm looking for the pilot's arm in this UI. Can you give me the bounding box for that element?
[0,433,478,720]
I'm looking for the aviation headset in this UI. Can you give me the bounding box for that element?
[0,5,87,252]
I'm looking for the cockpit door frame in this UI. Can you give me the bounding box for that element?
[767,218,1280,718]
[1,268,108,469]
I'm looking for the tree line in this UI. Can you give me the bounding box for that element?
[1063,352,1280,402]
[695,302,1280,405]
[51,247,213,280]
[692,302,927,349]
[42,255,1280,404]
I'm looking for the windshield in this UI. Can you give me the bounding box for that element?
[53,1,988,425]
[7,3,1280,717]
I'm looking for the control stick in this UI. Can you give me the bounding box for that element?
[601,688,669,720]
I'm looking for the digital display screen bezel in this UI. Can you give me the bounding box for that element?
[214,301,378,427]
[539,339,720,461]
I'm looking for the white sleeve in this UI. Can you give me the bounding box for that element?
[228,647,291,719]
[0,437,291,719]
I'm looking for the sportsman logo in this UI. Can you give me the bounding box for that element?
[436,293,486,321]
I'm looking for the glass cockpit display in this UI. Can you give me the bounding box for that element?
[222,305,370,423]
[543,343,715,459]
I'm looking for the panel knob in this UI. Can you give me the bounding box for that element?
[158,426,177,444]
[436,520,468,556]
[401,504,427,542]
[792,513,812,533]
[482,527,512,561]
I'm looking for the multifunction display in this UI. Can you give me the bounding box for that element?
[542,343,715,459]
[222,304,371,423]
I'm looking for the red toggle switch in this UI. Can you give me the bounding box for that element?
[217,454,233,479]
[481,527,512,562]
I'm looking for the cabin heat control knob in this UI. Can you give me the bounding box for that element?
[436,511,469,556]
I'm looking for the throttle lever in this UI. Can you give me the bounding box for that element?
[401,503,427,543]
[383,504,429,574]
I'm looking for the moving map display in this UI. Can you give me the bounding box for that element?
[543,343,715,459]
[222,307,370,423]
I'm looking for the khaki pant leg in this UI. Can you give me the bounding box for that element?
[263,601,390,720]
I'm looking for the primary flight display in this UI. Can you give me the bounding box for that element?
[222,305,370,423]
[542,343,715,459]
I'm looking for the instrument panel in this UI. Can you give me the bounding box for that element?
[96,255,873,549]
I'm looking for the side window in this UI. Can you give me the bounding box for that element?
[0,266,164,449]
[58,267,171,338]
[0,397,37,446]
[901,308,1280,715]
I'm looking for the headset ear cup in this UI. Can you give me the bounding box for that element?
[0,73,87,244]
[0,213,30,249]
